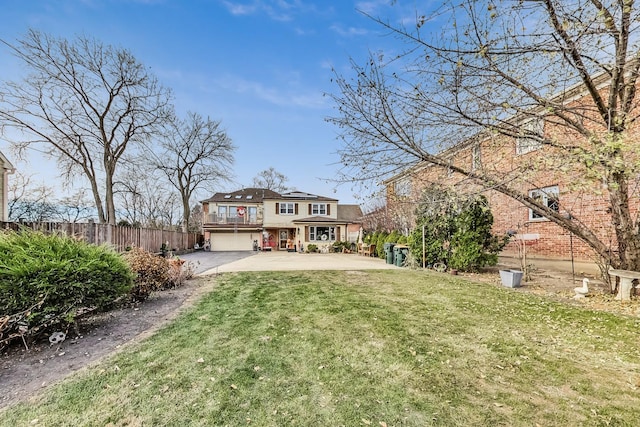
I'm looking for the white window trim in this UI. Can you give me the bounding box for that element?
[394,178,411,197]
[529,185,559,220]
[279,202,295,215]
[309,226,336,242]
[311,203,327,215]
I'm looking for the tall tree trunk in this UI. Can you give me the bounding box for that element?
[182,195,190,233]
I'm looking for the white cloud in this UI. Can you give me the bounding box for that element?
[220,1,259,16]
[215,74,327,109]
[329,24,368,37]
[219,0,318,22]
[355,0,389,15]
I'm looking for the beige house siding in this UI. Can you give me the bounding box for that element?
[0,151,15,222]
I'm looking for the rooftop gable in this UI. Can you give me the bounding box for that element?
[0,151,15,172]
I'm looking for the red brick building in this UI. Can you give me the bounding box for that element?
[384,75,637,264]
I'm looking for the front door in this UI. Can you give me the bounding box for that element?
[279,229,289,250]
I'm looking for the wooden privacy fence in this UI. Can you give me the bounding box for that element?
[0,221,202,253]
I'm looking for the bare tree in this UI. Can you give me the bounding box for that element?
[151,111,235,232]
[252,167,290,192]
[328,0,640,270]
[7,171,58,222]
[115,169,181,229]
[0,30,173,224]
[56,189,96,223]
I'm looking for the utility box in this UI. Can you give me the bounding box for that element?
[394,245,409,267]
[384,242,396,264]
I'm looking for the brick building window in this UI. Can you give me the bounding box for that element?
[516,118,544,155]
[529,185,559,220]
[471,145,481,171]
[394,178,411,197]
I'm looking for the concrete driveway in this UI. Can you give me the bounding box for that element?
[179,250,398,275]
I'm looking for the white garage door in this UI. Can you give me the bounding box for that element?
[211,232,255,251]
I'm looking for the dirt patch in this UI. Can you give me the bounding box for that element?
[1,265,637,411]
[0,275,218,410]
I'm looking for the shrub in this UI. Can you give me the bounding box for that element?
[0,230,133,347]
[165,257,197,289]
[365,231,378,245]
[307,244,318,253]
[409,185,507,272]
[123,247,171,302]
[385,231,401,244]
[376,231,388,258]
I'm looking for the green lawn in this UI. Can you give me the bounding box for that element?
[2,270,640,426]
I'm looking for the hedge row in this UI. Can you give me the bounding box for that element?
[0,230,194,350]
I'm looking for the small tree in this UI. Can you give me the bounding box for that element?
[409,185,506,272]
[376,231,388,258]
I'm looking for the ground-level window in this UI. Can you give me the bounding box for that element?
[529,185,559,220]
[309,226,336,242]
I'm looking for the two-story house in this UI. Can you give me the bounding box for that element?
[201,188,363,251]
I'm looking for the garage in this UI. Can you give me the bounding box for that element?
[210,231,257,251]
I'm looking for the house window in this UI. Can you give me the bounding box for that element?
[394,178,411,197]
[228,206,239,222]
[516,118,544,155]
[309,226,336,242]
[279,203,295,215]
[471,145,481,171]
[248,206,257,223]
[311,203,327,215]
[529,185,559,220]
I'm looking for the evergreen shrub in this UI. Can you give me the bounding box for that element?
[0,230,133,347]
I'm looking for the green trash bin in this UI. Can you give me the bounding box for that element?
[394,245,409,267]
[384,242,396,264]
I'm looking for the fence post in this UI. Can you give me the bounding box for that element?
[86,219,95,244]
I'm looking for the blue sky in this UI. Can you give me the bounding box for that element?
[0,0,415,205]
